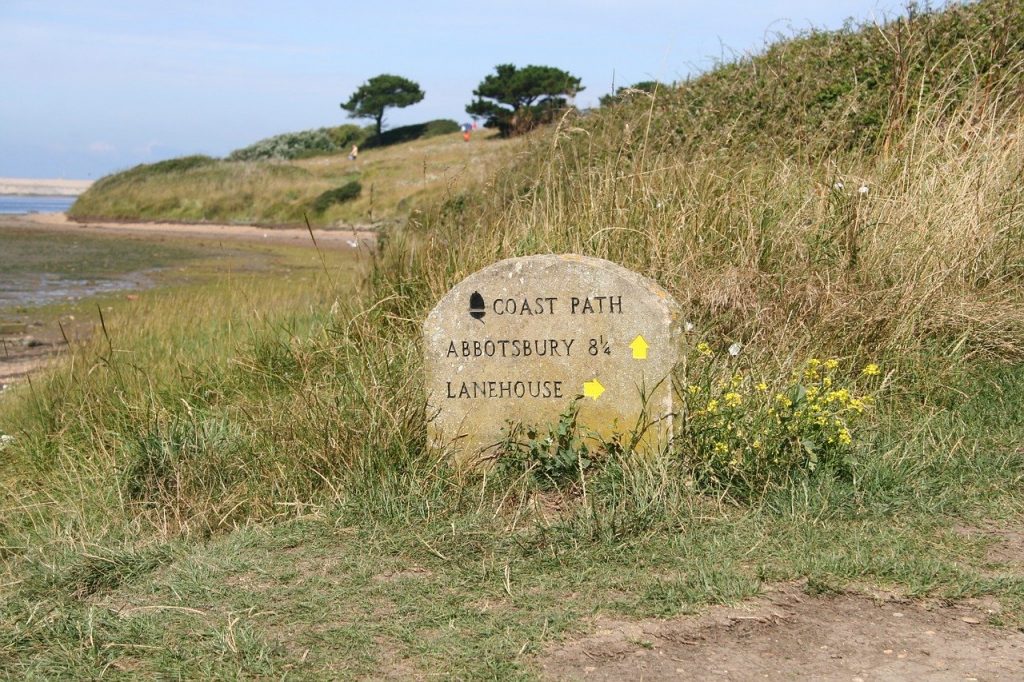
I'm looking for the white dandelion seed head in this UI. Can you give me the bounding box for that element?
[728,342,743,357]
[684,321,695,333]
[858,184,869,195]
[833,181,845,190]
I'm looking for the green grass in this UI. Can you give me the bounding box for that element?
[4,0,1024,677]
[4,371,1023,676]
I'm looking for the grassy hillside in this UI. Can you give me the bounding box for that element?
[648,0,1024,156]
[4,0,1024,676]
[69,125,514,227]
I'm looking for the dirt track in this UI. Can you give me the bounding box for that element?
[540,582,1024,680]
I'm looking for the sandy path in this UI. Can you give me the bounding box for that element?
[541,581,1024,680]
[17,212,376,249]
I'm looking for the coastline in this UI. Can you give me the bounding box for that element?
[0,177,93,197]
[8,212,377,248]
[1,211,374,392]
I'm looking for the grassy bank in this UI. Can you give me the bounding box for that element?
[3,0,1024,676]
[69,128,516,228]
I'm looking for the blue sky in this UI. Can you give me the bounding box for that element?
[1,1,901,179]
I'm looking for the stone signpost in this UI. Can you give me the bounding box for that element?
[423,254,683,462]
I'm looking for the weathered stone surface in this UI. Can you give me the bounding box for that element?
[423,255,683,463]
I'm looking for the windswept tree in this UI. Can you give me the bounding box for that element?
[466,64,583,136]
[341,74,425,138]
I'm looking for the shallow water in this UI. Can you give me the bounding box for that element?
[0,271,152,308]
[0,195,76,215]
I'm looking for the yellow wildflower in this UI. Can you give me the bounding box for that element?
[696,342,713,357]
[724,392,742,408]
[838,428,852,445]
[687,384,701,395]
[714,442,729,454]
[825,389,850,405]
[862,363,880,376]
[756,382,768,392]
[706,399,719,413]
[824,359,839,370]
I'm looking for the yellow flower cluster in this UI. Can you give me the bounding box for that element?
[679,350,881,487]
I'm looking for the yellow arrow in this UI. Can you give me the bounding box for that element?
[583,378,605,400]
[629,335,649,360]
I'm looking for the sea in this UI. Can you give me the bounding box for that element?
[0,195,77,215]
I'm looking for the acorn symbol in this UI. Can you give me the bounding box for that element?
[469,291,486,322]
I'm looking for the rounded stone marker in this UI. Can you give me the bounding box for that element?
[423,254,683,463]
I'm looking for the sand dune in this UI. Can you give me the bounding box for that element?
[0,177,93,196]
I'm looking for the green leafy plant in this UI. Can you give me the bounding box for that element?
[499,400,600,490]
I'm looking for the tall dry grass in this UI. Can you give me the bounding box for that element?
[3,0,1022,560]
[396,80,1024,366]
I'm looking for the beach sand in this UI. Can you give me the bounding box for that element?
[17,211,376,248]
[0,177,93,196]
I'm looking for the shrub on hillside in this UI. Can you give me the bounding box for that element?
[228,125,370,161]
[362,119,460,148]
[227,119,460,159]
[312,181,361,212]
[141,155,219,174]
